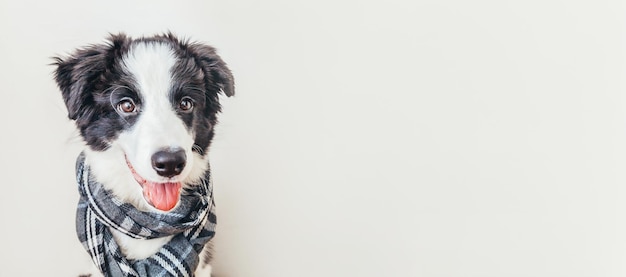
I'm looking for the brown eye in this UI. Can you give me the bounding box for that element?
[179,97,194,112]
[117,98,137,114]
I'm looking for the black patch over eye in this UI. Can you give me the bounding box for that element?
[179,97,194,112]
[117,97,138,114]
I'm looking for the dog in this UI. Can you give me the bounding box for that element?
[53,33,234,276]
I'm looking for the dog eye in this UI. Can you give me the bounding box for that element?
[179,97,194,112]
[117,98,137,114]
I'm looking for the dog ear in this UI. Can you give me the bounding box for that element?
[53,47,106,121]
[52,34,129,121]
[187,43,235,98]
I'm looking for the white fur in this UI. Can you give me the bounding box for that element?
[120,43,197,186]
[82,42,212,276]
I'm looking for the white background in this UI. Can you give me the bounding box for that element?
[1,0,626,276]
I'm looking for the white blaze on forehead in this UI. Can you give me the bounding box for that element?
[119,42,196,183]
[123,42,177,97]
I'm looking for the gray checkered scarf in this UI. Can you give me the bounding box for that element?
[75,153,216,277]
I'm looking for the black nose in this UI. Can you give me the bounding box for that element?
[151,149,186,177]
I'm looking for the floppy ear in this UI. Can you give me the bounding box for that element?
[53,47,106,121]
[52,34,129,121]
[187,43,235,98]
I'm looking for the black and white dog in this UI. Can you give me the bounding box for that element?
[54,33,233,276]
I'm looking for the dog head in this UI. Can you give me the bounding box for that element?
[54,33,234,211]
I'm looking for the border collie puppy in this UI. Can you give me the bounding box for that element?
[54,33,233,277]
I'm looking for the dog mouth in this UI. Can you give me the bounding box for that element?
[125,156,182,211]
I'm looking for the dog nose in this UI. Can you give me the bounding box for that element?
[151,149,186,177]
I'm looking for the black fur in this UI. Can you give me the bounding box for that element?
[53,33,234,154]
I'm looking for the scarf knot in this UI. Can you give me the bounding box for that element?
[75,153,216,277]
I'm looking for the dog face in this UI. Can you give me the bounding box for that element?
[54,33,233,211]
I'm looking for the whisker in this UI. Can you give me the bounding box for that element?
[192,144,205,155]
[108,85,134,125]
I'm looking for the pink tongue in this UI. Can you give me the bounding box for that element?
[142,182,182,211]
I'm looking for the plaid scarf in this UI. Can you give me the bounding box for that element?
[75,153,216,277]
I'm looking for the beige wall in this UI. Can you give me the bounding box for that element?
[1,0,626,276]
